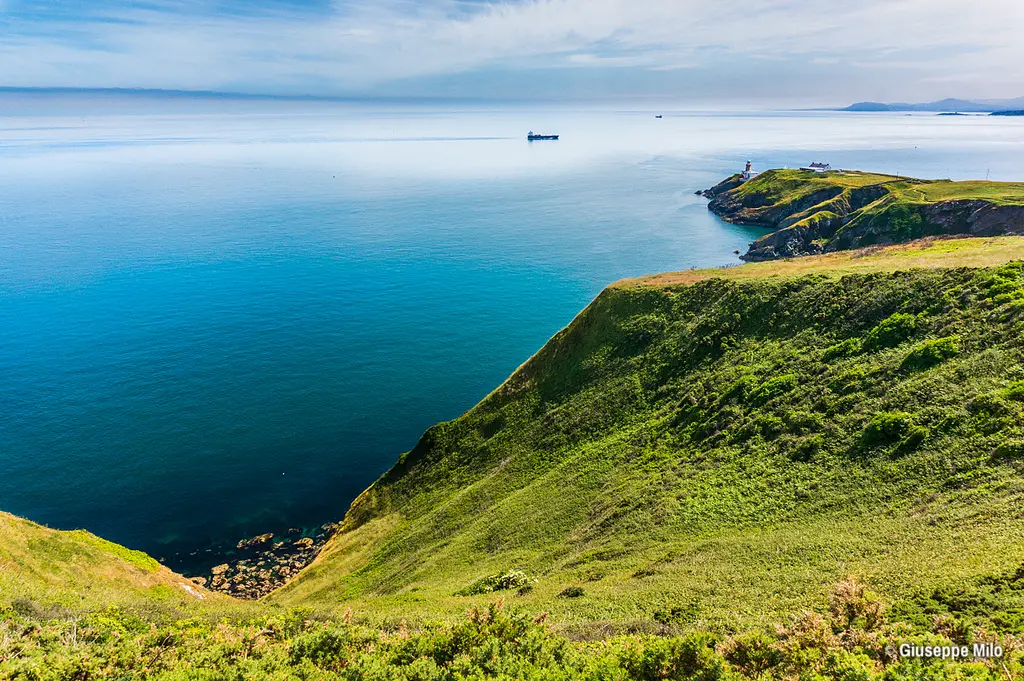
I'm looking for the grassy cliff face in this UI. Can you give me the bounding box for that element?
[0,512,232,618]
[271,238,1024,635]
[707,170,1024,261]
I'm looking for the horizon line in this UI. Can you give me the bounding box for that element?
[0,86,851,108]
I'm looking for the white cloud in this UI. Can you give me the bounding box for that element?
[0,0,1022,101]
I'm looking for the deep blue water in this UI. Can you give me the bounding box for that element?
[2,99,1023,571]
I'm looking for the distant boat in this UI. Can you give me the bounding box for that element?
[655,115,663,119]
[527,131,559,141]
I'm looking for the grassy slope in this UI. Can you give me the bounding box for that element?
[0,511,242,620]
[620,236,1024,287]
[730,170,1024,215]
[713,170,1024,261]
[272,236,1024,636]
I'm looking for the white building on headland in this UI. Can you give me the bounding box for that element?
[800,161,831,172]
[742,160,755,181]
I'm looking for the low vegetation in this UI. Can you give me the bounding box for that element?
[0,512,239,618]
[7,578,1024,679]
[456,569,537,596]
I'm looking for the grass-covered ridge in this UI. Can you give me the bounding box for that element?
[0,511,237,617]
[705,169,1024,261]
[270,237,1024,633]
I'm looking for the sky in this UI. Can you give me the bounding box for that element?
[1,0,1022,105]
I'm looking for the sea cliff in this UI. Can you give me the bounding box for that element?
[703,169,1024,261]
[271,236,1024,633]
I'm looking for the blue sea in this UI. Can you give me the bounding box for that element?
[2,94,1023,571]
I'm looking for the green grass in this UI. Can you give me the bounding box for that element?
[618,236,1024,287]
[913,180,1024,205]
[0,512,248,621]
[733,169,1024,206]
[732,169,898,200]
[62,531,162,573]
[267,239,1024,641]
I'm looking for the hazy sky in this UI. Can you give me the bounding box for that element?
[1,0,1022,104]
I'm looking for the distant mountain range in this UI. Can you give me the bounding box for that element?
[842,97,1024,113]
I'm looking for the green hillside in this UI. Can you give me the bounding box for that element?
[0,511,222,614]
[705,169,1024,261]
[270,237,1024,636]
[9,237,1024,679]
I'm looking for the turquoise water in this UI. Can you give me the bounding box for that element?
[2,97,1023,571]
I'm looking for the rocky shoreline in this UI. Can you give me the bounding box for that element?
[189,523,338,600]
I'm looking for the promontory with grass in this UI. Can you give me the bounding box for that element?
[703,169,1024,261]
[8,237,1024,679]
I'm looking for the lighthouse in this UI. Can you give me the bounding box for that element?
[742,160,753,181]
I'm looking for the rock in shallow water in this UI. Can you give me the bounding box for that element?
[198,523,339,600]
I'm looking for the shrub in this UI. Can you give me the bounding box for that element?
[83,606,150,643]
[748,413,786,439]
[748,374,799,404]
[992,440,1024,461]
[653,600,701,625]
[828,578,885,631]
[981,266,1024,301]
[618,633,726,681]
[900,336,960,372]
[967,393,1015,435]
[290,628,353,670]
[895,425,929,454]
[722,373,757,402]
[862,412,915,447]
[932,613,971,644]
[863,313,917,350]
[457,568,537,596]
[784,410,824,433]
[776,610,836,653]
[968,393,1012,418]
[881,203,927,240]
[1003,380,1024,401]
[720,631,784,679]
[823,337,863,361]
[819,648,876,681]
[557,586,585,598]
[791,435,824,462]
[829,367,867,394]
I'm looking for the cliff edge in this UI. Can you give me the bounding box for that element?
[704,169,1024,261]
[271,237,1024,630]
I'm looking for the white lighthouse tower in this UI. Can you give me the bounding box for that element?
[742,160,753,181]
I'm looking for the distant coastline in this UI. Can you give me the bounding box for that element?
[837,95,1024,114]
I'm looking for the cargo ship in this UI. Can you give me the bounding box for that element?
[527,131,559,141]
